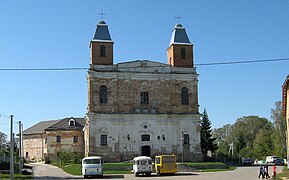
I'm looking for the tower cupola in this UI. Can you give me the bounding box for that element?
[90,20,114,65]
[167,23,194,67]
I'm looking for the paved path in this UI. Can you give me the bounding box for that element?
[31,162,284,180]
[31,162,77,179]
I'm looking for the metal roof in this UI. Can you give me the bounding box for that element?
[169,23,192,46]
[93,20,113,41]
[23,120,60,135]
[45,117,85,131]
[23,117,85,135]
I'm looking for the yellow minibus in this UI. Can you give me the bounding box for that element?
[155,154,177,174]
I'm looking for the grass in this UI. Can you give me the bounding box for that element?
[275,166,289,180]
[58,161,234,175]
[181,161,235,172]
[60,162,133,175]
[0,174,34,179]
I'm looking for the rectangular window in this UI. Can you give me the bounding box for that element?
[45,138,47,144]
[73,136,78,143]
[140,92,149,104]
[100,134,107,146]
[56,135,61,143]
[69,120,75,126]
[141,134,150,141]
[184,134,190,144]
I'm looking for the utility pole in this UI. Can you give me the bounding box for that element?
[19,121,23,172]
[10,115,14,180]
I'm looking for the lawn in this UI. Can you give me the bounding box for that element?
[60,162,133,175]
[276,166,289,180]
[0,174,34,179]
[59,161,234,175]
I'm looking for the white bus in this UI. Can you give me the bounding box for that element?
[132,156,152,177]
[82,156,103,178]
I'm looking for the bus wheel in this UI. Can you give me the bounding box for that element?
[83,175,88,179]
[135,173,139,177]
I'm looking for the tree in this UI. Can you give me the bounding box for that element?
[271,101,287,158]
[212,124,232,144]
[226,116,271,158]
[235,132,246,155]
[200,109,218,161]
[253,128,274,159]
[0,132,7,149]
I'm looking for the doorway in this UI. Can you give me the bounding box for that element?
[141,146,151,157]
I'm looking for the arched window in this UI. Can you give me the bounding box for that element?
[100,134,107,146]
[100,45,106,57]
[181,87,189,105]
[181,48,186,59]
[184,134,190,144]
[69,118,75,126]
[99,85,108,103]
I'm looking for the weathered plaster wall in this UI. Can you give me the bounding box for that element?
[23,134,46,161]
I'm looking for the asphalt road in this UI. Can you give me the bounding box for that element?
[31,162,284,180]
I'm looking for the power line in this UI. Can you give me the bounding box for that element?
[0,57,288,71]
[0,113,10,118]
[0,67,87,71]
[195,57,289,66]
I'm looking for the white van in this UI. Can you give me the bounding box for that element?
[132,156,152,177]
[82,156,103,178]
[266,156,278,163]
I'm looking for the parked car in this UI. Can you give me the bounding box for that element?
[276,158,284,165]
[242,158,253,165]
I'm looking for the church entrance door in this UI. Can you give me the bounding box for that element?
[141,146,151,157]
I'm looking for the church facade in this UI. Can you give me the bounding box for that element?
[84,20,202,162]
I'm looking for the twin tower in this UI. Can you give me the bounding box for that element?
[90,20,194,67]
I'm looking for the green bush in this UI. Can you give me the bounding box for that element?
[56,150,83,165]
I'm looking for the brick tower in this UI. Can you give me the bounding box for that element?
[167,23,194,67]
[90,20,113,65]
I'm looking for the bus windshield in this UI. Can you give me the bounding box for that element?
[83,159,101,164]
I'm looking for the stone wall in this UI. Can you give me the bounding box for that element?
[85,61,201,162]
[23,134,46,161]
[46,130,84,159]
[86,113,202,162]
[87,67,199,114]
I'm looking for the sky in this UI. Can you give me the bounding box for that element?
[0,0,289,137]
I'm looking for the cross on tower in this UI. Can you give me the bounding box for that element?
[174,16,182,24]
[98,10,106,20]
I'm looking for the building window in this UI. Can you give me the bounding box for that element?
[141,134,150,141]
[45,138,47,144]
[181,48,186,59]
[100,45,106,57]
[184,134,190,144]
[181,87,189,105]
[56,135,61,143]
[99,85,108,103]
[73,136,78,143]
[69,119,75,126]
[100,134,107,146]
[140,92,149,104]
